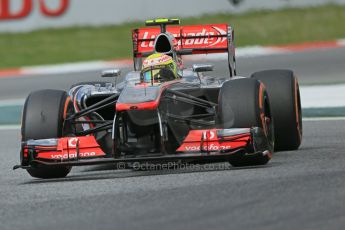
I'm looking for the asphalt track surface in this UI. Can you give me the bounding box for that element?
[1,119,345,230]
[1,47,345,229]
[0,47,345,100]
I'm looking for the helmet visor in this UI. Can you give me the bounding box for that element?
[142,69,161,83]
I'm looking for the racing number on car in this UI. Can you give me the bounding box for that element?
[0,0,69,20]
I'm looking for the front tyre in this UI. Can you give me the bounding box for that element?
[21,89,72,179]
[252,70,302,151]
[218,78,274,167]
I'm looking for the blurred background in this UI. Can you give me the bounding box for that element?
[1,0,345,67]
[1,1,345,230]
[1,0,345,123]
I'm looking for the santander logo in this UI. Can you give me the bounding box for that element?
[209,27,227,47]
[0,0,69,20]
[140,26,227,48]
[142,54,172,68]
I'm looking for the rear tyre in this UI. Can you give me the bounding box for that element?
[22,89,72,179]
[251,70,302,151]
[218,78,274,167]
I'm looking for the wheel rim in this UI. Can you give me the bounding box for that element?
[261,88,274,152]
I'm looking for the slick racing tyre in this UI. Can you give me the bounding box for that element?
[218,78,274,167]
[251,70,302,151]
[21,89,72,179]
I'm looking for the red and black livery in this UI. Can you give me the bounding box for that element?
[14,19,302,179]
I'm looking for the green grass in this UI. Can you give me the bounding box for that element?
[0,4,345,69]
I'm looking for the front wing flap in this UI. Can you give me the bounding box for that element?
[21,136,106,162]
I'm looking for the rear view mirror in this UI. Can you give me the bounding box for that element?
[192,64,214,73]
[101,69,121,78]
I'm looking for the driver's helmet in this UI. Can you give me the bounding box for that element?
[141,53,179,85]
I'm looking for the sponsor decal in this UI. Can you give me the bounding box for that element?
[0,0,69,20]
[142,54,172,68]
[32,136,106,160]
[140,32,155,48]
[203,130,216,140]
[208,27,227,47]
[68,137,78,147]
[50,152,96,159]
[184,144,232,152]
[176,129,250,152]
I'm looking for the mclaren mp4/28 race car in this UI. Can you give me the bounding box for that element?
[14,19,302,179]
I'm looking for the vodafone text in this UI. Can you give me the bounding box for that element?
[50,152,96,159]
[184,144,232,151]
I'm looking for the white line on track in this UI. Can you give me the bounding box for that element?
[303,117,345,121]
[0,99,25,107]
[0,125,20,130]
[300,84,345,108]
[21,61,120,75]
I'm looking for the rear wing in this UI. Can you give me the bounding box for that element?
[132,24,236,76]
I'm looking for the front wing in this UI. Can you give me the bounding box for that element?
[14,127,272,170]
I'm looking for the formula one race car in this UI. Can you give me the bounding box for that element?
[14,19,302,178]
